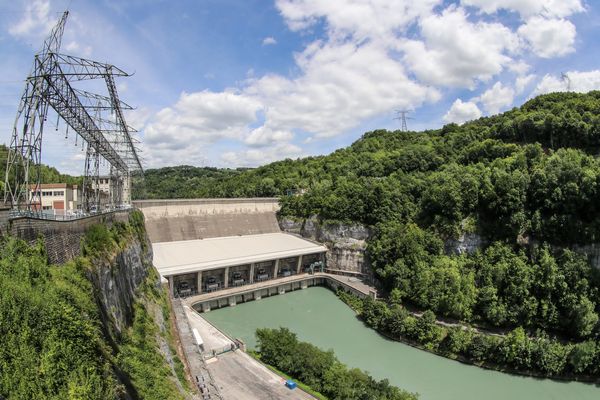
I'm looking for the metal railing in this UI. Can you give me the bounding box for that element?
[7,204,132,221]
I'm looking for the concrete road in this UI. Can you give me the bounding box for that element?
[183,305,314,400]
[208,351,314,400]
[184,304,232,351]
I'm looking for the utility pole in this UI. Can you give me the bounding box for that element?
[394,110,413,132]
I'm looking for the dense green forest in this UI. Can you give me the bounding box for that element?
[0,212,189,399]
[255,327,418,400]
[136,92,600,377]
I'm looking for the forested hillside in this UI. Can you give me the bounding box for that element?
[0,213,192,399]
[136,92,600,377]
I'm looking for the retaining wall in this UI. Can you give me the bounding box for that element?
[1,210,130,264]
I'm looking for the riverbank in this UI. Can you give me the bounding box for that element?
[336,289,600,384]
[203,286,600,400]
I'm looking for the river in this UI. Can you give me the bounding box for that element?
[202,286,599,400]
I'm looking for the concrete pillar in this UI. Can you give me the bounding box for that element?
[273,259,279,279]
[168,276,174,297]
[249,263,255,284]
[224,267,230,288]
[296,255,303,274]
[196,271,202,295]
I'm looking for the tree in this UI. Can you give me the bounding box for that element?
[568,341,597,374]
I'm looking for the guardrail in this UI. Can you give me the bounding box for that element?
[7,205,132,221]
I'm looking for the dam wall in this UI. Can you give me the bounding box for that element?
[133,198,281,243]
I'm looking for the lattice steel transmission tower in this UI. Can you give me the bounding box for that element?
[3,11,143,216]
[394,110,413,132]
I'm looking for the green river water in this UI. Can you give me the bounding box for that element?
[202,286,600,400]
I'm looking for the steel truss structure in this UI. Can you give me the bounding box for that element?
[3,11,143,215]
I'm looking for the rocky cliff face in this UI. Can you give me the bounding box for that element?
[444,232,485,256]
[87,238,153,335]
[279,216,373,281]
[280,216,490,282]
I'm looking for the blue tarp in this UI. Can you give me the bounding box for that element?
[285,379,297,389]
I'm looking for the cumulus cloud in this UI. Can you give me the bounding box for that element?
[443,99,482,124]
[262,36,277,45]
[518,17,576,58]
[221,143,302,167]
[8,0,56,39]
[135,0,586,168]
[401,6,520,88]
[276,0,440,41]
[142,91,262,166]
[532,71,600,95]
[247,41,439,137]
[476,82,515,114]
[244,126,293,147]
[515,74,536,95]
[461,0,585,18]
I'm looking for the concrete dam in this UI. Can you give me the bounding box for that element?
[132,198,338,303]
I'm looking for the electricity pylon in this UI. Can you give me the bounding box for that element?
[4,11,143,215]
[394,110,413,132]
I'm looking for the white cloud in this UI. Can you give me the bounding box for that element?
[461,0,584,18]
[125,107,153,131]
[130,1,587,168]
[443,99,482,124]
[508,60,531,75]
[532,71,600,95]
[276,0,441,41]
[8,0,56,39]
[142,91,262,166]
[518,17,576,58]
[247,41,440,138]
[221,143,302,167]
[515,74,536,95]
[476,82,515,114]
[401,6,520,88]
[262,36,277,45]
[244,126,293,147]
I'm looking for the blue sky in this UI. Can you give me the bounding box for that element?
[0,0,599,174]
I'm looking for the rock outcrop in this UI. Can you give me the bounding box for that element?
[87,238,154,335]
[279,216,373,281]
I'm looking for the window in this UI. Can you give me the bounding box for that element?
[42,206,52,210]
[53,191,64,196]
[42,191,52,196]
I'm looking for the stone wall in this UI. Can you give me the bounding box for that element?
[2,211,130,264]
